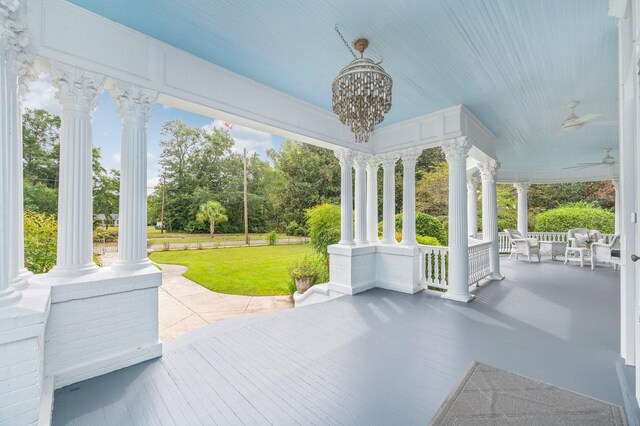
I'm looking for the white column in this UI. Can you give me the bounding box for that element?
[441,138,472,302]
[49,63,104,277]
[467,173,479,238]
[335,149,354,245]
[0,7,23,306]
[514,182,530,237]
[479,161,504,281]
[366,157,380,244]
[612,180,620,235]
[111,82,157,269]
[6,48,34,290]
[401,148,420,246]
[353,154,368,244]
[380,154,398,244]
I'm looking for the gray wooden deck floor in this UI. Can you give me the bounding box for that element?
[53,259,623,425]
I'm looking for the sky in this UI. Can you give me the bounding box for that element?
[21,73,285,193]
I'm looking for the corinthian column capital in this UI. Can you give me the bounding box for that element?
[478,161,500,182]
[111,81,158,123]
[442,137,471,162]
[378,152,400,168]
[352,152,370,169]
[334,148,354,168]
[50,62,105,111]
[467,172,480,191]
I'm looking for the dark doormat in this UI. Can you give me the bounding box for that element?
[430,361,626,425]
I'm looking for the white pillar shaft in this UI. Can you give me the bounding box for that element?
[401,157,417,245]
[336,151,354,245]
[117,121,149,266]
[0,52,20,305]
[442,139,471,302]
[467,179,478,238]
[481,164,503,280]
[112,84,157,269]
[381,158,397,244]
[50,65,104,277]
[354,158,367,244]
[613,181,620,234]
[516,184,529,237]
[6,63,30,289]
[366,160,379,243]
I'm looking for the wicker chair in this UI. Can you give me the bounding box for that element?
[504,229,541,263]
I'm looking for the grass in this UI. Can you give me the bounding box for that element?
[149,244,313,296]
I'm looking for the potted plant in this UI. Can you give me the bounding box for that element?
[585,232,596,249]
[288,254,321,294]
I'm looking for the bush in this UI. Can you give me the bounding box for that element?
[93,227,118,242]
[534,204,614,233]
[184,219,208,234]
[24,211,57,274]
[416,235,441,246]
[388,213,447,244]
[306,203,341,259]
[286,221,308,237]
[267,230,278,246]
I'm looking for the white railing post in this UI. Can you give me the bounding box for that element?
[441,138,472,302]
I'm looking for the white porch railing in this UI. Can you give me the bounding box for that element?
[418,237,492,290]
[468,238,492,286]
[497,231,617,253]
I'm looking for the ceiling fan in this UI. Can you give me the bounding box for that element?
[563,149,616,170]
[561,101,602,130]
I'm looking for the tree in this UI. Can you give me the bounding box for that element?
[22,109,61,189]
[196,201,228,237]
[24,211,57,274]
[416,162,449,218]
[93,168,120,229]
[306,203,341,260]
[269,141,340,226]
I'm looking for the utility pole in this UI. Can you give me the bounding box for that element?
[243,148,249,245]
[160,175,166,234]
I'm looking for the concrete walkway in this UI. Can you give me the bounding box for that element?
[99,253,294,342]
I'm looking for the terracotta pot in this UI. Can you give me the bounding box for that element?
[294,275,314,294]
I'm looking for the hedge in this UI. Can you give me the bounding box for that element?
[392,213,446,244]
[534,205,614,234]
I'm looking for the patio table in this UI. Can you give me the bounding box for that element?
[564,246,591,267]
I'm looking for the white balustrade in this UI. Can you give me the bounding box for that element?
[468,238,492,286]
[496,231,617,253]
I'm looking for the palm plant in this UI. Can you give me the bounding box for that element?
[196,201,228,238]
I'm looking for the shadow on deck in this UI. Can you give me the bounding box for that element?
[52,258,623,425]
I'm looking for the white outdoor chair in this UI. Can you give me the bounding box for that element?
[591,234,621,270]
[567,228,603,248]
[504,229,541,262]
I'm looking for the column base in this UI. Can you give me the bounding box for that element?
[0,287,21,308]
[111,258,154,271]
[488,273,505,281]
[441,292,475,303]
[48,262,100,279]
[10,268,34,290]
[338,240,356,246]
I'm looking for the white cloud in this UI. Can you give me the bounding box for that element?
[202,120,275,157]
[21,73,61,114]
[112,152,121,164]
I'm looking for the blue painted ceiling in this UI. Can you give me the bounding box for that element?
[66,0,618,169]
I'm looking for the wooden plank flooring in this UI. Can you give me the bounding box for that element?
[53,259,624,425]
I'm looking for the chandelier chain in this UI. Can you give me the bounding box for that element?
[335,25,357,59]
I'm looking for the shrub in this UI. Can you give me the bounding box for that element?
[306,203,341,259]
[93,227,118,242]
[534,204,614,233]
[184,219,208,234]
[24,211,57,274]
[286,221,299,236]
[267,230,278,246]
[388,213,447,244]
[288,253,327,294]
[416,235,441,246]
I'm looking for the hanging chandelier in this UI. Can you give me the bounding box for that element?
[332,27,393,144]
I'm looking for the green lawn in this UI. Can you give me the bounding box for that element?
[149,244,312,296]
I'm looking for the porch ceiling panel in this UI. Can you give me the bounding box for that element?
[65,0,618,171]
